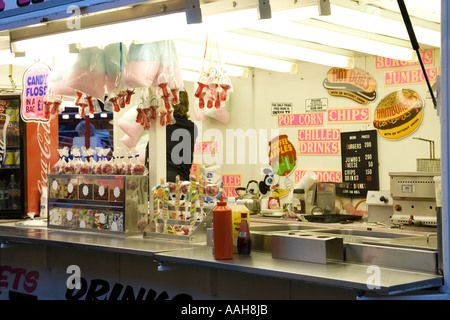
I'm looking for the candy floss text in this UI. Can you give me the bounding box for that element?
[24,74,48,115]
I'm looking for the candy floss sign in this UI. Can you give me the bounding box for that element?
[21,62,50,122]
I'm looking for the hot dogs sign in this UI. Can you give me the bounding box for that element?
[323,67,377,105]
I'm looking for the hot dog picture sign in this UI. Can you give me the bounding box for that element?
[323,67,377,105]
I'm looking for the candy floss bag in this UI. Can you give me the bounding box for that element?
[157,40,184,103]
[193,35,232,124]
[48,56,79,98]
[104,42,128,93]
[65,46,106,100]
[122,41,161,88]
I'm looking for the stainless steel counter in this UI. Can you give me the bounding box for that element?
[153,246,442,296]
[0,220,443,297]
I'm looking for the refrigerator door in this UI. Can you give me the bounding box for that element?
[0,95,26,219]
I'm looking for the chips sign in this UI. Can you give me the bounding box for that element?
[21,62,50,122]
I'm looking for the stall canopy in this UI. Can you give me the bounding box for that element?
[0,0,441,82]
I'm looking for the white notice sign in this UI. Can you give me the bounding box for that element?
[271,102,292,116]
[306,98,328,112]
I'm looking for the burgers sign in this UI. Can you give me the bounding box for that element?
[373,89,424,140]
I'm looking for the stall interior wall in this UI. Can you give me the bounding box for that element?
[115,51,441,208]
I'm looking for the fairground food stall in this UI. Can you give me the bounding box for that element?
[0,0,448,301]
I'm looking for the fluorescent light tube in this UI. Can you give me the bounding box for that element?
[186,31,354,68]
[174,40,297,74]
[315,4,440,47]
[249,20,417,61]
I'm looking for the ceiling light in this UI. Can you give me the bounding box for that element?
[315,4,440,47]
[203,31,354,68]
[249,19,417,61]
[174,40,297,74]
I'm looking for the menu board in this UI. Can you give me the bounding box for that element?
[338,130,379,197]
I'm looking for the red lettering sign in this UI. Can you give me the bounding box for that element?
[0,266,39,293]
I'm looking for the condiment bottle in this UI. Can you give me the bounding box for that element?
[237,212,251,256]
[227,196,236,210]
[293,188,306,214]
[232,199,249,253]
[213,196,233,259]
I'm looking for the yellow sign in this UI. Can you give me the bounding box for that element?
[373,89,424,140]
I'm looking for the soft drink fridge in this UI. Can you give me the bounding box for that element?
[0,95,27,219]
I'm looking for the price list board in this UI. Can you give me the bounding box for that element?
[337,130,379,197]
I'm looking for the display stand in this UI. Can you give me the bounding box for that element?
[47,174,148,235]
[143,207,212,243]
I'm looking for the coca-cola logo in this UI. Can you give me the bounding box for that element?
[36,121,52,193]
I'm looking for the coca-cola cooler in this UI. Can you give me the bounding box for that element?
[0,95,27,218]
[0,94,59,219]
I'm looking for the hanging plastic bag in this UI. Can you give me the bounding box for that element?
[158,40,184,105]
[48,56,79,97]
[104,42,128,93]
[118,104,145,142]
[193,34,231,123]
[122,41,161,88]
[65,47,106,100]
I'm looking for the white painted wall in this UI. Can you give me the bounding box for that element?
[185,52,441,208]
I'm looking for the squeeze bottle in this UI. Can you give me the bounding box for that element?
[227,197,236,210]
[213,196,233,259]
[232,199,250,253]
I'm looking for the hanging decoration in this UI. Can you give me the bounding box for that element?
[193,33,233,124]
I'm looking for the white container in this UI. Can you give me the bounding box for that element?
[297,171,317,191]
[434,176,442,207]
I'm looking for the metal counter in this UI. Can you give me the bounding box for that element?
[0,220,443,297]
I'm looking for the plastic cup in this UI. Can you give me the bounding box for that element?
[298,171,317,191]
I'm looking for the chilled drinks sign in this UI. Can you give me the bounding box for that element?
[21,62,50,122]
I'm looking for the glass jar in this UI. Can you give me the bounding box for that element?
[293,188,306,214]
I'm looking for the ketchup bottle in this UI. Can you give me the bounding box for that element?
[237,212,251,256]
[212,196,233,260]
